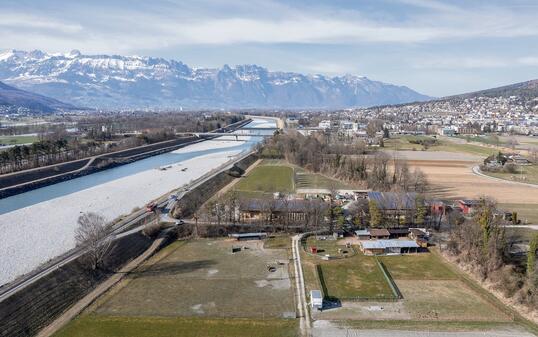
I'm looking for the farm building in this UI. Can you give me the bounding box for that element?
[387,227,410,239]
[239,199,327,223]
[367,192,421,225]
[367,191,418,213]
[409,228,428,240]
[355,229,371,240]
[457,199,480,215]
[310,290,323,310]
[369,228,390,240]
[229,233,268,241]
[360,240,420,255]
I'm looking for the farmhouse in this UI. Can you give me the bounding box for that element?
[457,199,480,215]
[354,229,371,240]
[239,198,327,223]
[369,228,390,240]
[387,227,410,239]
[360,240,420,255]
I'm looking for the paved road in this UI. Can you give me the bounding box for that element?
[292,234,311,337]
[312,326,535,337]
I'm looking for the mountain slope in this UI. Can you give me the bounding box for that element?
[0,80,75,113]
[0,50,431,109]
[445,79,538,101]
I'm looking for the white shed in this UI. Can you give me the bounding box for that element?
[310,290,323,310]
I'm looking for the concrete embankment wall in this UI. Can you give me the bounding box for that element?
[0,118,252,199]
[0,231,158,337]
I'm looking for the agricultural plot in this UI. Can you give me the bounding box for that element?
[56,239,297,337]
[233,164,294,197]
[309,249,516,332]
[301,241,393,301]
[485,165,538,186]
[55,316,297,337]
[294,170,351,190]
[0,134,38,145]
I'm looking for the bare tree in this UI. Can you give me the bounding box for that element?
[75,212,113,271]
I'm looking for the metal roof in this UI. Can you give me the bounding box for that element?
[229,233,268,238]
[361,240,419,249]
[310,290,322,299]
[368,192,418,210]
[355,229,371,236]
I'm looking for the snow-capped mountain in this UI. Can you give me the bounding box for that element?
[0,50,432,109]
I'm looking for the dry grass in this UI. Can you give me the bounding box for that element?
[92,239,295,319]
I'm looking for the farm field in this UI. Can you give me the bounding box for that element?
[403,159,538,205]
[301,239,393,300]
[310,248,524,333]
[0,134,38,145]
[55,238,297,337]
[499,203,538,224]
[233,163,294,197]
[55,316,297,337]
[383,135,497,157]
[232,160,352,198]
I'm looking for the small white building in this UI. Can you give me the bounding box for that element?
[318,120,331,129]
[310,290,323,310]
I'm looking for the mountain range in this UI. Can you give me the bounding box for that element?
[0,80,74,113]
[0,49,431,110]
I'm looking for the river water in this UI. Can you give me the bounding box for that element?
[0,118,275,286]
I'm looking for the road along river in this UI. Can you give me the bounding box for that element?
[0,118,275,286]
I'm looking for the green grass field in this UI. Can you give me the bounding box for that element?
[264,235,292,249]
[55,316,297,337]
[0,135,38,145]
[294,170,351,190]
[383,135,497,157]
[302,243,393,300]
[234,165,294,195]
[486,165,538,185]
[304,237,354,258]
[378,253,457,280]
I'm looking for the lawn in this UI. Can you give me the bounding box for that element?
[294,170,351,190]
[54,316,297,337]
[432,142,497,157]
[397,279,511,321]
[0,135,38,145]
[498,203,538,224]
[486,165,538,185]
[233,164,294,194]
[378,252,457,280]
[304,237,354,258]
[91,239,294,319]
[383,135,497,157]
[264,235,292,249]
[318,258,393,300]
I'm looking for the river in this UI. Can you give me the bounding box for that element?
[0,118,275,286]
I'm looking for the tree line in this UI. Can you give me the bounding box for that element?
[447,198,538,310]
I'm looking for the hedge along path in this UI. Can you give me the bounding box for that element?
[36,231,170,337]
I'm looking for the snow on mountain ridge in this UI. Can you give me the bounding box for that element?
[0,49,432,109]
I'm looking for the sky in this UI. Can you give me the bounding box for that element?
[1,0,538,97]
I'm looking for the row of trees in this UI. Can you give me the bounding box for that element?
[198,191,328,231]
[260,131,427,193]
[0,113,244,174]
[447,198,538,308]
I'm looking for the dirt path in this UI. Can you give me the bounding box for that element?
[36,232,169,337]
[472,166,538,189]
[293,234,311,337]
